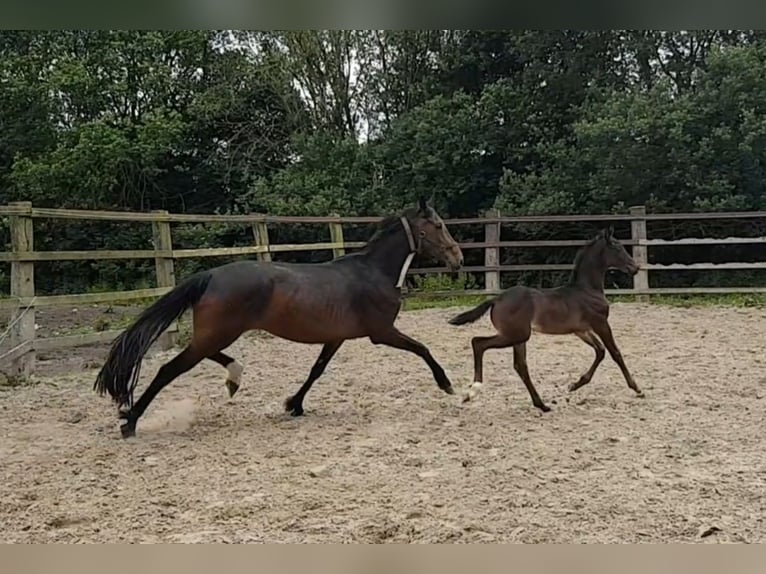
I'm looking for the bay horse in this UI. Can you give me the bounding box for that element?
[448,226,643,410]
[94,199,464,438]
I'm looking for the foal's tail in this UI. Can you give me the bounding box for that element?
[93,270,212,408]
[448,298,496,326]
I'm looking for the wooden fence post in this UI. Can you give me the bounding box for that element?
[151,210,177,349]
[252,220,272,262]
[9,201,36,377]
[329,219,345,258]
[484,209,501,293]
[630,205,649,299]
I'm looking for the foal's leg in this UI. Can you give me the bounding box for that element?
[285,341,344,416]
[208,351,244,398]
[463,335,514,402]
[568,331,605,392]
[119,346,206,438]
[369,328,455,395]
[512,342,550,412]
[592,321,643,397]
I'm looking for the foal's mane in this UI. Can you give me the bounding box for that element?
[569,234,605,284]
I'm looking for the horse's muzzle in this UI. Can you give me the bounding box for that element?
[445,247,464,271]
[447,254,464,271]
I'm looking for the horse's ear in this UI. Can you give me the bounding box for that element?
[418,196,428,213]
[607,225,615,238]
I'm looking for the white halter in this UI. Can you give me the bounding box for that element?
[396,216,418,289]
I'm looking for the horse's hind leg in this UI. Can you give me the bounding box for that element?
[120,346,206,438]
[463,335,514,402]
[208,351,244,397]
[568,331,605,392]
[512,342,550,412]
[285,341,343,416]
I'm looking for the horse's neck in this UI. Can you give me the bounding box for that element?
[573,251,606,292]
[363,229,414,287]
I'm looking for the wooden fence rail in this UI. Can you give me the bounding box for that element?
[3,202,766,376]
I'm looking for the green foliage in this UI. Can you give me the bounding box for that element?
[3,31,766,294]
[248,132,374,215]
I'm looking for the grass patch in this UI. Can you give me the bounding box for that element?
[29,281,766,343]
[403,293,488,311]
[404,290,766,312]
[610,293,766,309]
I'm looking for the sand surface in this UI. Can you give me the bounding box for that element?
[1,303,765,543]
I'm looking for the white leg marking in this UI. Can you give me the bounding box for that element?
[226,361,243,385]
[462,381,483,403]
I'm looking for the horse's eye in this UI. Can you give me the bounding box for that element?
[435,223,443,230]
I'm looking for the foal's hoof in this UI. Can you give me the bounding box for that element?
[225,379,240,398]
[537,404,552,413]
[284,396,304,417]
[568,378,586,392]
[120,422,136,439]
[442,384,455,395]
[118,409,136,438]
[461,382,483,403]
[634,389,646,399]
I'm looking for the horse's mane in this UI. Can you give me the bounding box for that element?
[362,208,417,250]
[330,208,415,262]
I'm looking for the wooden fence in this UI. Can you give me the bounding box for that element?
[2,201,766,376]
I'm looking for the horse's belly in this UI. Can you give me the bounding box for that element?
[256,293,365,343]
[264,318,365,344]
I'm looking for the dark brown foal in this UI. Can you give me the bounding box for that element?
[448,226,643,411]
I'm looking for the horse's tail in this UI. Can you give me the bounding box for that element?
[93,270,212,408]
[448,298,495,326]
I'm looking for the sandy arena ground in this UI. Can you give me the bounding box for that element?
[1,303,765,543]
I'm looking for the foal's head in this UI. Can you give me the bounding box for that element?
[408,198,464,271]
[596,226,639,275]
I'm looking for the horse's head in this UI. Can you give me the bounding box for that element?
[409,197,463,271]
[599,226,639,275]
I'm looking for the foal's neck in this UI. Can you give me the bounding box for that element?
[572,249,607,292]
[362,224,414,287]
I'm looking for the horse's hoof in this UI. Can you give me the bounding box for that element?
[442,384,455,395]
[634,390,645,398]
[537,404,552,413]
[120,421,136,439]
[225,379,240,398]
